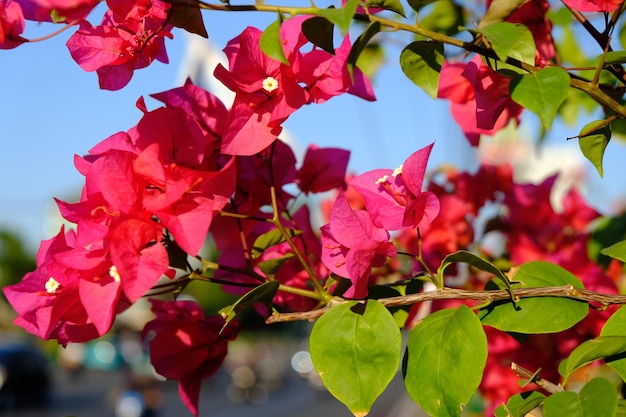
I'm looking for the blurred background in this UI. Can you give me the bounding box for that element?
[3,2,626,416]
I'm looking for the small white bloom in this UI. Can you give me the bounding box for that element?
[392,164,403,177]
[45,277,61,293]
[109,265,121,282]
[375,175,389,185]
[262,76,279,93]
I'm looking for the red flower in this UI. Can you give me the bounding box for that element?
[143,299,238,417]
[0,0,25,49]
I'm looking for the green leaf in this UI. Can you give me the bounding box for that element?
[257,253,295,278]
[260,17,288,64]
[310,300,401,416]
[166,2,208,38]
[437,250,512,290]
[400,41,444,99]
[478,261,588,334]
[479,22,536,67]
[600,306,626,382]
[478,0,528,29]
[558,336,626,381]
[542,391,582,417]
[302,16,335,54]
[251,228,300,259]
[404,305,487,417]
[589,214,626,268]
[579,120,611,178]
[419,0,465,36]
[365,0,406,16]
[543,378,617,417]
[601,239,626,263]
[596,51,626,66]
[509,67,570,130]
[348,22,382,77]
[318,0,358,36]
[407,0,438,12]
[494,391,545,417]
[218,281,280,331]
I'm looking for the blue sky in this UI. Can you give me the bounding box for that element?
[2,4,626,252]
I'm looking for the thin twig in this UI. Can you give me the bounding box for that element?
[266,285,626,323]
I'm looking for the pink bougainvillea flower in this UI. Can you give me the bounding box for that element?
[320,191,397,298]
[214,18,376,156]
[438,56,523,146]
[350,143,440,231]
[32,0,98,20]
[563,0,623,12]
[143,299,238,417]
[66,0,172,90]
[214,25,309,156]
[0,0,25,49]
[296,145,350,194]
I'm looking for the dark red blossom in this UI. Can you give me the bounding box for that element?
[143,299,238,417]
[0,0,25,49]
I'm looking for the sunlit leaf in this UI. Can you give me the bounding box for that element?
[543,378,617,417]
[600,306,626,383]
[494,391,545,417]
[218,281,280,331]
[348,22,382,77]
[400,41,444,99]
[404,305,487,417]
[478,0,527,29]
[365,0,406,16]
[579,120,611,178]
[438,250,512,290]
[509,67,570,130]
[260,17,288,64]
[601,239,626,262]
[478,261,588,334]
[318,0,358,36]
[479,22,535,66]
[251,228,300,259]
[310,300,401,416]
[558,336,626,381]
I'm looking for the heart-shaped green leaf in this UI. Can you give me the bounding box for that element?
[480,22,535,66]
[404,305,487,417]
[478,261,588,334]
[310,300,401,417]
[400,41,444,99]
[579,120,611,178]
[260,17,288,64]
[509,66,570,130]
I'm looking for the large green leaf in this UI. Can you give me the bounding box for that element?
[404,305,487,417]
[509,67,570,130]
[478,261,588,334]
[318,0,358,36]
[400,41,444,99]
[579,120,611,178]
[558,336,626,381]
[309,300,401,417]
[437,250,512,290]
[600,306,626,382]
[260,17,288,64]
[479,22,536,67]
[494,391,545,417]
[543,378,617,417]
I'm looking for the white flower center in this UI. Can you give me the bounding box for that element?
[45,277,61,293]
[262,76,279,93]
[109,265,121,282]
[392,164,403,177]
[375,175,389,185]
